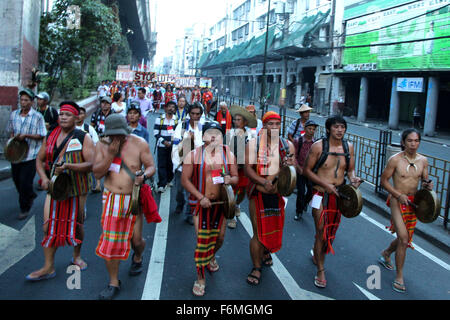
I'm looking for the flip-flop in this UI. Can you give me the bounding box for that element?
[378,255,394,271]
[392,280,406,293]
[192,281,205,297]
[71,257,88,271]
[26,271,56,282]
[314,276,327,288]
[207,258,219,273]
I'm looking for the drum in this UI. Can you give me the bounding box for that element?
[220,184,236,220]
[277,165,296,196]
[414,189,440,223]
[4,137,29,163]
[48,173,72,201]
[131,184,141,216]
[337,184,363,218]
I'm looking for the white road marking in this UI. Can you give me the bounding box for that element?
[359,212,450,271]
[0,216,36,276]
[238,212,333,300]
[353,282,381,300]
[141,188,171,300]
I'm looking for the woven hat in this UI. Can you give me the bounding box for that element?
[229,105,257,128]
[295,104,313,113]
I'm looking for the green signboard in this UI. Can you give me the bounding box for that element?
[342,1,450,71]
[344,0,414,20]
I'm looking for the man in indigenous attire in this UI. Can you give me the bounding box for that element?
[304,115,361,289]
[164,86,177,105]
[244,111,296,286]
[26,101,95,281]
[93,114,159,300]
[216,102,232,134]
[202,87,213,115]
[182,121,238,297]
[191,85,202,104]
[226,106,257,229]
[379,128,433,293]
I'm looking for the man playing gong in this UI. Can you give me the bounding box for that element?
[182,121,238,297]
[379,128,433,293]
[244,111,296,286]
[26,101,94,281]
[93,114,158,300]
[303,115,362,289]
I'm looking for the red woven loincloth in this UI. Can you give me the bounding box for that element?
[386,195,417,249]
[313,190,342,255]
[42,196,82,248]
[251,190,285,253]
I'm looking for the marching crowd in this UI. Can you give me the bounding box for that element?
[6,82,434,299]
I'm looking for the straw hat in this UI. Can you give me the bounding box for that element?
[295,104,313,113]
[229,105,257,128]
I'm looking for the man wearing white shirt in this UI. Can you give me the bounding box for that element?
[172,102,204,224]
[97,81,108,99]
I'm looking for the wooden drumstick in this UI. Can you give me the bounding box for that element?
[210,201,226,205]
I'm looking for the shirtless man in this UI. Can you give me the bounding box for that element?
[93,114,156,300]
[303,115,362,288]
[244,111,296,285]
[379,128,433,293]
[182,121,238,297]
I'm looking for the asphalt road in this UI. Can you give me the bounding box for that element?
[0,112,448,301]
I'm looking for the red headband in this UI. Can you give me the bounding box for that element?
[60,104,79,116]
[262,111,281,124]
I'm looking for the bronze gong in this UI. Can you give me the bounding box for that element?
[130,184,141,216]
[337,184,363,218]
[211,184,236,220]
[277,165,297,197]
[48,173,72,201]
[413,189,440,223]
[4,137,29,163]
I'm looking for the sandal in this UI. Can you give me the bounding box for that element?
[262,251,273,267]
[227,219,237,229]
[207,257,219,273]
[378,253,394,271]
[314,269,326,288]
[392,280,406,293]
[71,257,88,271]
[192,280,206,296]
[247,267,262,286]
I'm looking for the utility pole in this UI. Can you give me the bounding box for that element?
[280,2,290,137]
[260,0,271,115]
[328,0,336,115]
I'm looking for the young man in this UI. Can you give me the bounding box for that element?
[172,102,204,225]
[175,96,189,122]
[182,121,238,297]
[91,96,114,136]
[303,115,362,289]
[97,81,108,99]
[135,87,153,117]
[379,128,433,293]
[93,114,157,300]
[287,104,312,143]
[294,119,318,220]
[154,101,177,192]
[36,92,59,133]
[26,101,94,281]
[244,111,296,285]
[7,89,47,220]
[127,101,149,143]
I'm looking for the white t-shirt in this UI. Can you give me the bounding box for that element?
[111,102,126,117]
[97,85,108,97]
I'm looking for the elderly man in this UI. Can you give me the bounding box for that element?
[26,101,94,281]
[244,111,296,285]
[216,102,232,134]
[93,114,158,300]
[7,89,47,220]
[36,92,59,133]
[182,121,238,297]
[287,104,312,143]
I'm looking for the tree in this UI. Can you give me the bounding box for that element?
[39,0,121,99]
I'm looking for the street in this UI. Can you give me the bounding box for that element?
[0,112,448,301]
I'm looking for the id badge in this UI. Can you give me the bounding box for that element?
[167,125,174,135]
[221,120,226,125]
[98,120,105,132]
[211,169,224,184]
[109,157,122,173]
[311,194,323,209]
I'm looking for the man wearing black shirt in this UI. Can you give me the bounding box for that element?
[36,92,59,133]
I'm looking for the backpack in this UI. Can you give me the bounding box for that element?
[312,136,350,173]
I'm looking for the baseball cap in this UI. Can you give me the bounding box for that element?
[100,96,112,104]
[127,101,141,114]
[202,121,224,135]
[36,92,50,101]
[19,88,35,100]
[304,119,319,128]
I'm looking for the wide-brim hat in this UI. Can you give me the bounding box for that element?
[295,104,313,113]
[104,114,132,136]
[229,105,257,129]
